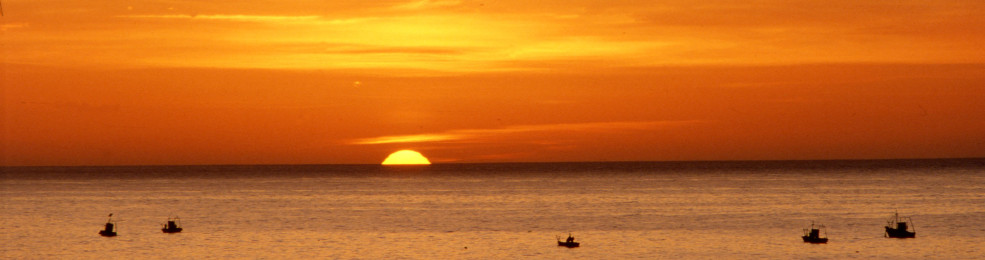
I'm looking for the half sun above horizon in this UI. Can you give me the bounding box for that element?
[381,150,432,165]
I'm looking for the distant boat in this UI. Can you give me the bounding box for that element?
[99,214,117,237]
[801,221,828,243]
[557,233,580,248]
[162,216,183,233]
[885,211,916,238]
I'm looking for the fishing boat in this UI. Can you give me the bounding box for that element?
[801,221,828,243]
[557,233,580,248]
[99,214,117,237]
[885,211,916,238]
[162,216,183,233]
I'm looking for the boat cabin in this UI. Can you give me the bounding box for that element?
[801,222,828,243]
[885,211,915,238]
[557,233,580,248]
[99,214,117,237]
[162,216,183,233]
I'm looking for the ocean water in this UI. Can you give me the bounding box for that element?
[2,159,984,259]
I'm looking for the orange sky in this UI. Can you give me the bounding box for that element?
[3,1,985,166]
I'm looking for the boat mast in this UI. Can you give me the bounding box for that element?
[892,210,900,228]
[907,216,915,232]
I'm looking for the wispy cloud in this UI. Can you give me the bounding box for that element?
[1,23,29,31]
[354,134,462,144]
[14,1,978,71]
[393,0,463,10]
[326,46,466,55]
[351,120,703,145]
[119,14,320,22]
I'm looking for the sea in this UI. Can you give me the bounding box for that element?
[2,159,984,259]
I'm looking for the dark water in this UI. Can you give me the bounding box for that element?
[2,159,984,259]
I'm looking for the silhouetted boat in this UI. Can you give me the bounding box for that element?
[557,233,580,248]
[162,216,183,233]
[885,211,915,238]
[801,221,828,243]
[99,214,117,237]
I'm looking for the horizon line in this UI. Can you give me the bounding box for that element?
[3,157,983,169]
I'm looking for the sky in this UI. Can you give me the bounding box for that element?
[3,0,985,166]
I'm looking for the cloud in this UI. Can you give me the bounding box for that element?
[351,120,703,145]
[15,1,980,71]
[393,0,463,10]
[353,134,462,144]
[119,14,320,22]
[326,46,466,55]
[1,23,29,31]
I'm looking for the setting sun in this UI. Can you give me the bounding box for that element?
[381,150,431,165]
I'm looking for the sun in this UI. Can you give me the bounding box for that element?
[381,150,431,165]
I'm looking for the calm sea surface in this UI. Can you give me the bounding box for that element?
[2,159,984,259]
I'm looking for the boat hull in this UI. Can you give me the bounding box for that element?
[99,230,117,237]
[162,227,183,233]
[557,241,580,248]
[885,227,915,238]
[802,236,828,243]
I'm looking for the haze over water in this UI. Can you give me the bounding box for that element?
[2,159,984,259]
